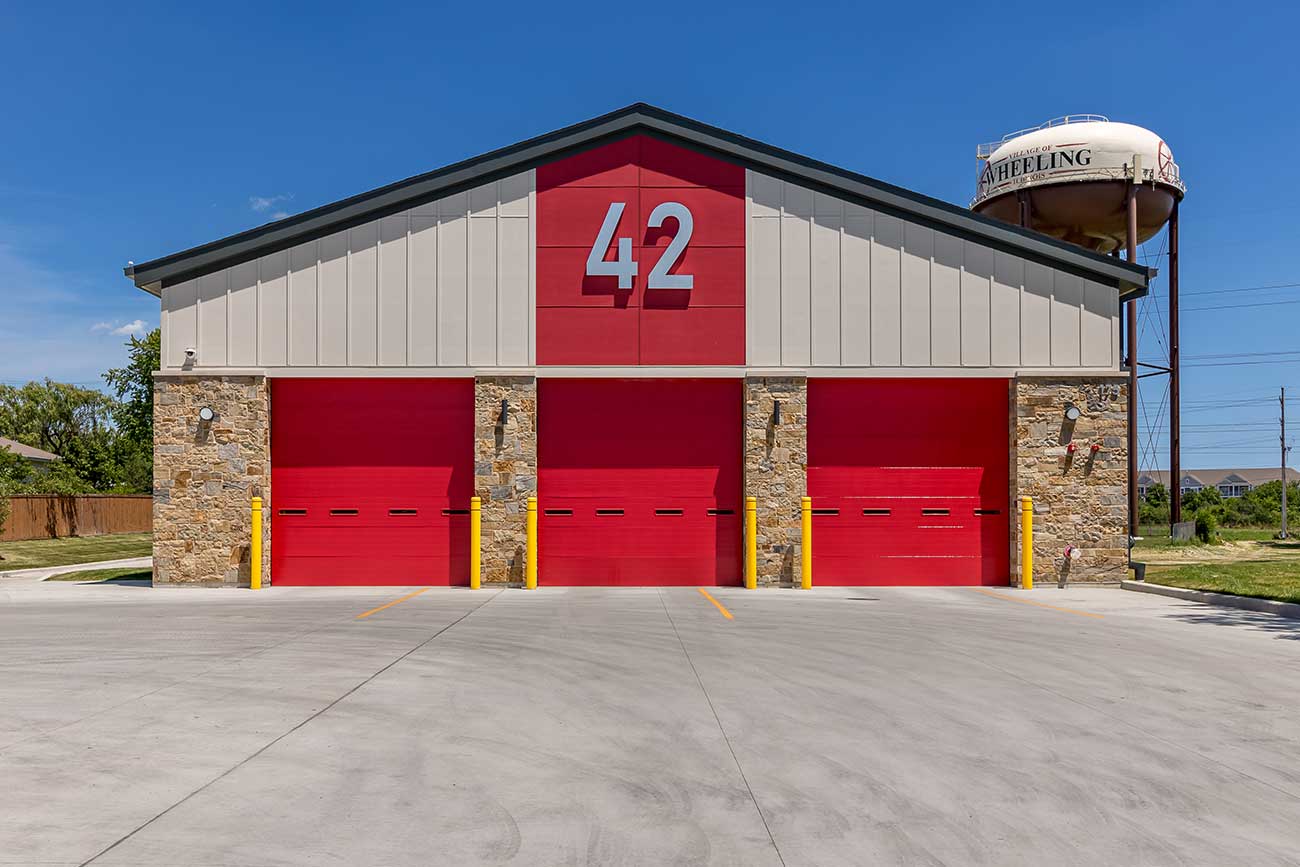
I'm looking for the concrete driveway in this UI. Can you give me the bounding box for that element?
[2,581,1299,866]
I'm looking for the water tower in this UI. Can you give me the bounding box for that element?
[972,116,1187,534]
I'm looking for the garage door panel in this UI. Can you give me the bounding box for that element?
[807,466,996,498]
[809,379,1009,586]
[540,469,731,497]
[272,378,473,586]
[268,552,470,587]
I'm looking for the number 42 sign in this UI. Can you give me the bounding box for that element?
[585,202,694,290]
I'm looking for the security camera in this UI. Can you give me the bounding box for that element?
[184,347,197,360]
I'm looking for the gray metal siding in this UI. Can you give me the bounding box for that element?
[746,171,1120,370]
[160,171,536,370]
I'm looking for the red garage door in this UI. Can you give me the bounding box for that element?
[271,379,473,586]
[808,379,1009,586]
[538,379,741,586]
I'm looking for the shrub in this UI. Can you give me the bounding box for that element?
[1194,508,1219,544]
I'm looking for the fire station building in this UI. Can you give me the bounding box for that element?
[126,104,1146,588]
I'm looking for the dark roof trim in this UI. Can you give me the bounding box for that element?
[126,103,1151,298]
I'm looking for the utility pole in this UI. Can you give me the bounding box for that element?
[1168,201,1181,530]
[1126,176,1139,537]
[1283,387,1290,539]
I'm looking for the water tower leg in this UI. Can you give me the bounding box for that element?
[1126,183,1139,539]
[1169,201,1181,531]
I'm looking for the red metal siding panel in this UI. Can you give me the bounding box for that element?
[537,137,640,189]
[807,378,1010,586]
[271,378,474,586]
[640,245,745,308]
[640,185,746,247]
[536,246,641,308]
[535,308,640,365]
[639,307,745,366]
[535,187,640,247]
[638,136,744,188]
[535,136,744,366]
[538,379,742,586]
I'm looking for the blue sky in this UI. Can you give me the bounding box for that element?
[1,0,1296,471]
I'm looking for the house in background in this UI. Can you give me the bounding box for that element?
[0,437,60,470]
[1138,468,1296,499]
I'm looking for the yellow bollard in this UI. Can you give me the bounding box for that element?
[800,496,812,590]
[744,496,757,590]
[1020,496,1034,590]
[469,496,482,590]
[250,496,263,590]
[525,496,538,590]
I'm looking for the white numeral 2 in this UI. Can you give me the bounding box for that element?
[645,202,693,289]
[585,201,694,290]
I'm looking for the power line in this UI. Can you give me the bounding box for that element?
[1181,424,1278,429]
[1181,281,1300,298]
[1184,298,1300,313]
[1186,359,1300,368]
[1185,350,1300,360]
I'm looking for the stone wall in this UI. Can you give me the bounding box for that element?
[743,377,807,586]
[474,377,537,584]
[153,376,269,586]
[1014,376,1128,585]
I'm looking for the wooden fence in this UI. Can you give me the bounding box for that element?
[0,495,152,541]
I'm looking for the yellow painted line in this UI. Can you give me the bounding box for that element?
[356,587,431,619]
[971,587,1103,619]
[697,587,734,620]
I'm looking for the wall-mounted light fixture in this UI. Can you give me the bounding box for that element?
[499,398,509,426]
[772,400,781,426]
[198,407,215,423]
[1064,403,1081,422]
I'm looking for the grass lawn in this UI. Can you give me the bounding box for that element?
[1135,525,1280,550]
[1147,561,1300,605]
[0,533,151,570]
[45,567,152,583]
[1220,528,1279,542]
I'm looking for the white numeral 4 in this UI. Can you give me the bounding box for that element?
[585,202,638,289]
[585,201,694,290]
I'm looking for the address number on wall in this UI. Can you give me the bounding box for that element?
[586,202,694,290]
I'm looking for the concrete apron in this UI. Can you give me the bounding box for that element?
[2,586,1299,865]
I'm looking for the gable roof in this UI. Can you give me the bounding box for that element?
[124,103,1151,298]
[1139,468,1296,488]
[0,437,59,463]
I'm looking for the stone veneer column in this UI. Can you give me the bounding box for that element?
[1014,376,1128,585]
[743,377,807,586]
[474,376,537,584]
[153,376,270,586]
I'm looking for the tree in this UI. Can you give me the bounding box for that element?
[1139,482,1170,527]
[1224,479,1300,528]
[103,329,159,447]
[0,329,159,496]
[103,328,160,493]
[1144,483,1169,509]
[0,379,116,456]
[0,447,33,531]
[1181,486,1223,516]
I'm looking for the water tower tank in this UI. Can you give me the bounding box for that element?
[971,116,1185,253]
